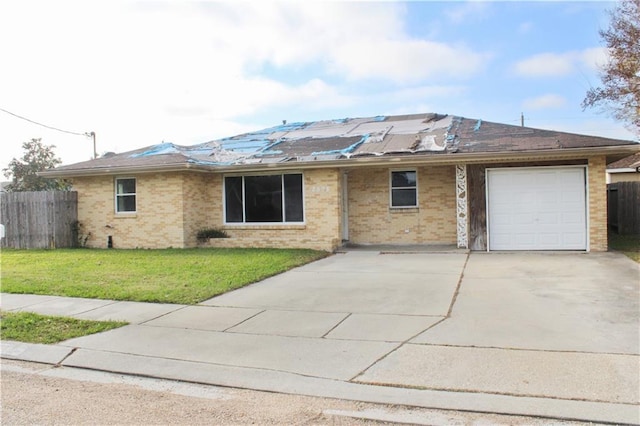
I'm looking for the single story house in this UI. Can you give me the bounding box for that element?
[606,153,640,183]
[41,113,640,252]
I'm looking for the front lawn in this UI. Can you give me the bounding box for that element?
[1,248,327,304]
[0,311,127,344]
[609,232,640,263]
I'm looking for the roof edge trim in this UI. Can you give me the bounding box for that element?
[39,145,640,178]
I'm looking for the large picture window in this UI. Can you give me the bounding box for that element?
[115,178,136,213]
[390,170,417,208]
[225,174,304,223]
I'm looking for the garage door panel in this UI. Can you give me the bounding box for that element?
[562,211,584,224]
[488,167,586,251]
[562,194,579,203]
[538,192,559,205]
[537,212,559,225]
[563,233,586,246]
[536,174,557,185]
[538,233,560,246]
[513,213,535,225]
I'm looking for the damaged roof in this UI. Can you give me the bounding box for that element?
[44,113,640,176]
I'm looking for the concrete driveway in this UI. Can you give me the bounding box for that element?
[2,251,639,424]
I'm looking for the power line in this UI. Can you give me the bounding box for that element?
[0,107,89,137]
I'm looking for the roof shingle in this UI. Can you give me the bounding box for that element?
[48,113,639,175]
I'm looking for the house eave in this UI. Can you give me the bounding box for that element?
[39,144,640,178]
[38,162,215,178]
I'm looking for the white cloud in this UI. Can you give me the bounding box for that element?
[445,2,491,24]
[0,1,491,167]
[198,1,489,83]
[514,53,575,77]
[513,47,608,77]
[370,85,467,105]
[580,47,608,71]
[330,39,487,83]
[523,94,568,110]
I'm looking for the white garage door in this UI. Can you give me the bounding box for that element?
[487,167,587,250]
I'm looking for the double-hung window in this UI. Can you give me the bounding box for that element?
[225,173,304,223]
[390,170,417,208]
[115,178,136,213]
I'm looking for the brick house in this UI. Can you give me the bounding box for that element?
[607,153,640,183]
[41,113,639,252]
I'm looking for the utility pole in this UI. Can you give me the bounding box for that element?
[85,131,97,159]
[520,112,525,127]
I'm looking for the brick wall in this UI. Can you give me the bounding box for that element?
[182,173,218,247]
[72,160,603,252]
[346,165,457,245]
[72,169,342,251]
[208,168,342,251]
[72,173,188,249]
[588,156,608,251]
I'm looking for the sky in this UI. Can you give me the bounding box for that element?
[1,0,637,171]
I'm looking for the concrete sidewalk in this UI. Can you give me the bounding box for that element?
[2,251,639,424]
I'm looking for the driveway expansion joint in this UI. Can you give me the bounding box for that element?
[408,342,640,357]
[445,252,470,318]
[221,309,266,332]
[321,313,352,338]
[55,347,78,367]
[137,304,190,325]
[342,342,397,382]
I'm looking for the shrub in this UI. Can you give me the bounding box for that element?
[196,228,229,241]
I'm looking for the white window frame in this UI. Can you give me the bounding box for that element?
[115,177,137,214]
[390,169,418,208]
[223,172,306,225]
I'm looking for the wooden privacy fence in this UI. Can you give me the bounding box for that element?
[607,182,640,235]
[0,191,78,249]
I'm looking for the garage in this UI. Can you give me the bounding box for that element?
[487,166,587,251]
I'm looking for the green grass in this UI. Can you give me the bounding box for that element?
[0,248,328,304]
[0,311,127,344]
[609,232,640,263]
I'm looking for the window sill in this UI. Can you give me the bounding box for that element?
[389,207,419,213]
[115,213,137,218]
[224,224,306,230]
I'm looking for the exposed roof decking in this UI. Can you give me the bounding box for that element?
[42,113,639,177]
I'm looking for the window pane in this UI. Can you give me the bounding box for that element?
[117,195,136,212]
[117,178,136,195]
[391,171,416,188]
[392,189,417,207]
[224,176,243,223]
[284,174,303,222]
[245,175,283,222]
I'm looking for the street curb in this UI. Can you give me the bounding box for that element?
[1,341,75,365]
[3,345,632,425]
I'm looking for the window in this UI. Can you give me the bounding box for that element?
[225,173,304,223]
[115,178,136,213]
[390,170,417,207]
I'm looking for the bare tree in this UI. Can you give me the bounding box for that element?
[3,138,70,191]
[582,0,640,136]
